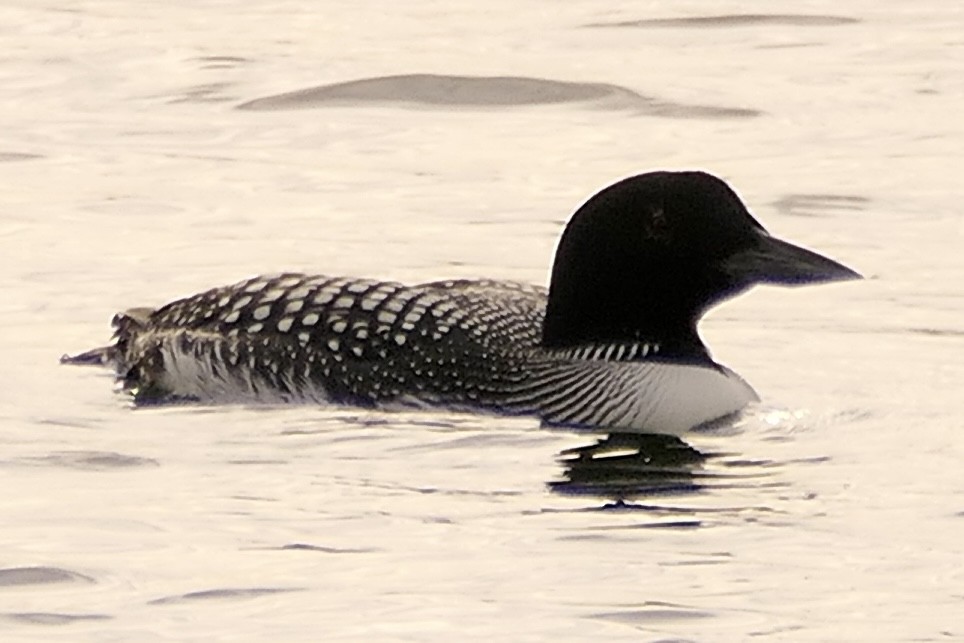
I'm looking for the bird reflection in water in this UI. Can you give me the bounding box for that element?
[550,432,718,501]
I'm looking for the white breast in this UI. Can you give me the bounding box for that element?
[619,361,758,434]
[533,360,759,436]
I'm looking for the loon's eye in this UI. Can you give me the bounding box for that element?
[642,205,670,243]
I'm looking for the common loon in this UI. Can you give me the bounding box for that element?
[62,171,860,435]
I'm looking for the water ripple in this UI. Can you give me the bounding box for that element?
[20,451,159,470]
[772,193,870,218]
[148,587,304,606]
[2,612,111,625]
[0,566,94,587]
[276,543,378,554]
[0,152,42,163]
[237,74,761,119]
[585,14,859,28]
[591,606,714,623]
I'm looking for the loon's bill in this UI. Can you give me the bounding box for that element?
[62,171,860,435]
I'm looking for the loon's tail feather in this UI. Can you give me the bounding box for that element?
[61,307,212,405]
[60,307,156,373]
[60,345,117,366]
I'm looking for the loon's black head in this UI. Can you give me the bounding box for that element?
[542,171,861,359]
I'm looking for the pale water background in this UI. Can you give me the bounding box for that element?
[1,1,962,641]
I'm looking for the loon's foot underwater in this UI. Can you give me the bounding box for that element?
[63,171,860,435]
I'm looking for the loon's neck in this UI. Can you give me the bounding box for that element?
[540,270,714,363]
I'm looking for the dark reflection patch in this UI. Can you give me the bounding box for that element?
[550,433,710,499]
[238,74,761,119]
[585,14,859,28]
[549,430,784,506]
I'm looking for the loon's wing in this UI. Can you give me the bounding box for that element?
[63,273,549,406]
